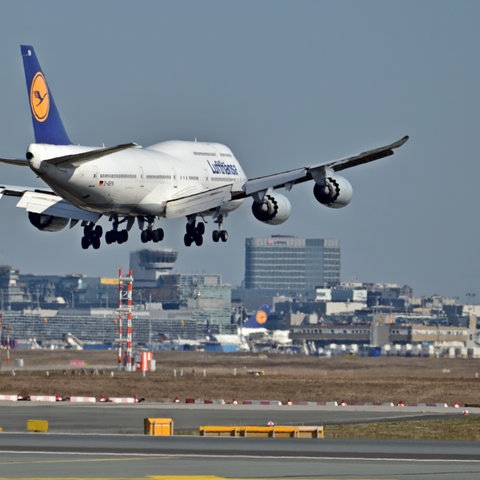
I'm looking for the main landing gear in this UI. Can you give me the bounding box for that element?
[140,216,164,244]
[80,217,132,249]
[105,217,130,245]
[184,219,205,247]
[81,223,103,250]
[80,214,227,249]
[212,214,228,243]
[183,215,228,247]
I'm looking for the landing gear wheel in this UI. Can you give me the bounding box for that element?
[186,222,195,236]
[185,219,205,246]
[117,230,128,244]
[94,225,103,238]
[152,228,164,242]
[141,230,151,243]
[105,230,114,244]
[220,230,228,242]
[194,233,203,246]
[81,236,90,249]
[196,222,205,235]
[92,237,101,249]
[212,230,220,242]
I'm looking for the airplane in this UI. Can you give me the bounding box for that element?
[239,305,293,352]
[0,45,409,250]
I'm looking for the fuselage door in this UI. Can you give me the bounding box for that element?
[171,167,178,189]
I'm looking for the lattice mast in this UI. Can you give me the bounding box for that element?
[117,268,134,371]
[126,268,133,371]
[117,268,123,367]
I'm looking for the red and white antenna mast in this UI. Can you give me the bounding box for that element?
[117,268,134,371]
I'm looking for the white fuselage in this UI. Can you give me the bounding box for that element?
[27,140,248,218]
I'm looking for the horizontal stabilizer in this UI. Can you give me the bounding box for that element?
[165,185,232,218]
[44,143,138,167]
[0,157,30,166]
[16,191,101,222]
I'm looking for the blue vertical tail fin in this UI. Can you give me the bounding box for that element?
[21,45,71,145]
[243,305,271,328]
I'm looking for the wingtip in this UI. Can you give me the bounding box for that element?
[393,135,409,149]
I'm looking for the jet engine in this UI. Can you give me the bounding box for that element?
[313,174,353,208]
[28,212,69,232]
[251,191,291,225]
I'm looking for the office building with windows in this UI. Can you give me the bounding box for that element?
[244,236,341,294]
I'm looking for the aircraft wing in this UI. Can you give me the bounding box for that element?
[0,186,100,222]
[237,135,409,199]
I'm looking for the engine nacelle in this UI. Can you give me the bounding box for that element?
[28,212,69,232]
[313,175,353,208]
[251,191,291,225]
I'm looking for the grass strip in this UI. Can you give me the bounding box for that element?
[325,415,480,441]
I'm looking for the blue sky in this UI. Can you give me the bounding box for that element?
[0,1,478,299]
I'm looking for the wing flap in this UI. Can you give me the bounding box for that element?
[0,185,55,199]
[16,191,101,222]
[165,185,232,218]
[243,168,306,196]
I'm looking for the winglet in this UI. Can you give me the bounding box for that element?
[21,45,72,145]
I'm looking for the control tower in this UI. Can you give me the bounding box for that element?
[130,248,178,288]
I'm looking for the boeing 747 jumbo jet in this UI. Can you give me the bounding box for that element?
[0,45,408,249]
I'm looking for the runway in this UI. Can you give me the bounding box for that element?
[0,434,479,479]
[0,402,479,479]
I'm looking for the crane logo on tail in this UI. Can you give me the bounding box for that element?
[243,305,271,328]
[255,309,268,325]
[30,72,49,122]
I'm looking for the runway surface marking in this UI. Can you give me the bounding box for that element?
[0,476,393,480]
[1,450,480,463]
